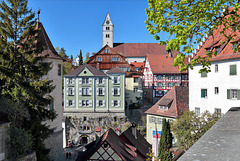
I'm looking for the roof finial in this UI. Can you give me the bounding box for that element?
[37,9,41,21]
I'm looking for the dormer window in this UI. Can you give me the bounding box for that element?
[215,46,221,55]
[105,49,110,53]
[159,105,168,110]
[232,42,238,50]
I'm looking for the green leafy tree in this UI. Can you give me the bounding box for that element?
[145,0,240,72]
[79,49,83,66]
[158,118,172,161]
[70,54,73,62]
[55,46,67,58]
[0,0,56,160]
[172,110,220,151]
[84,52,90,63]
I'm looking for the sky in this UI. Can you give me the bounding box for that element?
[28,0,169,60]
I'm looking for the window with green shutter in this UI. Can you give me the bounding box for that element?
[201,71,207,77]
[230,65,237,75]
[201,89,207,98]
[227,89,240,100]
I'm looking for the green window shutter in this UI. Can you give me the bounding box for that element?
[230,65,237,75]
[201,72,207,77]
[227,89,230,99]
[237,90,240,100]
[201,89,205,97]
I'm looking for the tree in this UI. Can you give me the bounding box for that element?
[84,52,90,63]
[145,1,240,72]
[79,49,83,66]
[158,118,172,161]
[55,46,67,58]
[171,110,220,151]
[0,0,56,160]
[70,54,73,62]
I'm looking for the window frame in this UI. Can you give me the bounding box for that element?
[230,64,237,76]
[195,107,200,116]
[201,89,207,98]
[215,87,219,95]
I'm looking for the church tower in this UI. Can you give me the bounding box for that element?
[102,11,113,48]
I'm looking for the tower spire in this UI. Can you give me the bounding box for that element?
[102,11,114,48]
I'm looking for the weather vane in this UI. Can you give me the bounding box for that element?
[37,9,41,21]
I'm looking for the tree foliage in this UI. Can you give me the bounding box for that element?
[55,46,67,58]
[171,110,220,151]
[158,118,172,161]
[145,0,240,72]
[0,0,56,160]
[79,49,83,66]
[84,52,90,63]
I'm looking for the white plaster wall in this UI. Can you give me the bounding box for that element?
[126,57,145,64]
[189,59,240,114]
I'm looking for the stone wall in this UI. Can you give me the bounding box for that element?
[64,112,127,145]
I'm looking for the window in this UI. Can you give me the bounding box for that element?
[79,100,92,107]
[157,118,162,124]
[112,57,119,61]
[113,76,120,84]
[215,108,221,117]
[81,88,92,96]
[215,47,221,55]
[67,87,74,96]
[49,101,54,110]
[215,87,219,94]
[230,89,238,99]
[97,88,105,96]
[159,105,168,110]
[134,77,138,83]
[150,116,156,123]
[99,78,103,84]
[67,78,74,85]
[201,71,207,77]
[97,57,102,61]
[106,27,110,30]
[58,64,61,76]
[82,78,89,84]
[113,100,118,107]
[215,64,218,72]
[201,89,207,98]
[105,49,110,53]
[133,87,138,93]
[106,34,110,38]
[195,107,200,116]
[113,87,120,96]
[232,42,238,49]
[99,100,103,106]
[230,64,237,75]
[67,100,75,107]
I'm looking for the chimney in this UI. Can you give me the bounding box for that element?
[197,45,201,50]
[167,49,173,57]
[97,63,100,70]
[203,37,207,42]
[131,123,137,139]
[192,53,196,58]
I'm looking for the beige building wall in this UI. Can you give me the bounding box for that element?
[146,114,175,144]
[125,76,143,107]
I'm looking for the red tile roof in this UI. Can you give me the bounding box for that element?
[145,86,189,118]
[113,43,181,57]
[147,55,188,74]
[195,8,240,62]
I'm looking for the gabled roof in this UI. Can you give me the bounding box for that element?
[76,128,145,161]
[113,43,181,57]
[36,21,63,60]
[146,55,188,74]
[145,86,189,118]
[194,8,240,62]
[64,64,107,77]
[106,66,125,74]
[120,126,151,159]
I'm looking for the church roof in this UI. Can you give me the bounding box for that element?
[113,43,181,57]
[36,21,63,60]
[64,64,107,77]
[145,86,189,118]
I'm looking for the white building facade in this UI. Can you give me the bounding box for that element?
[189,59,240,115]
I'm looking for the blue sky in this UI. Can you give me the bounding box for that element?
[28,0,169,60]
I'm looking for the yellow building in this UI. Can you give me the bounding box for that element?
[125,73,143,108]
[145,86,189,155]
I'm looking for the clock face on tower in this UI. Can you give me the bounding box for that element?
[106,20,109,24]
